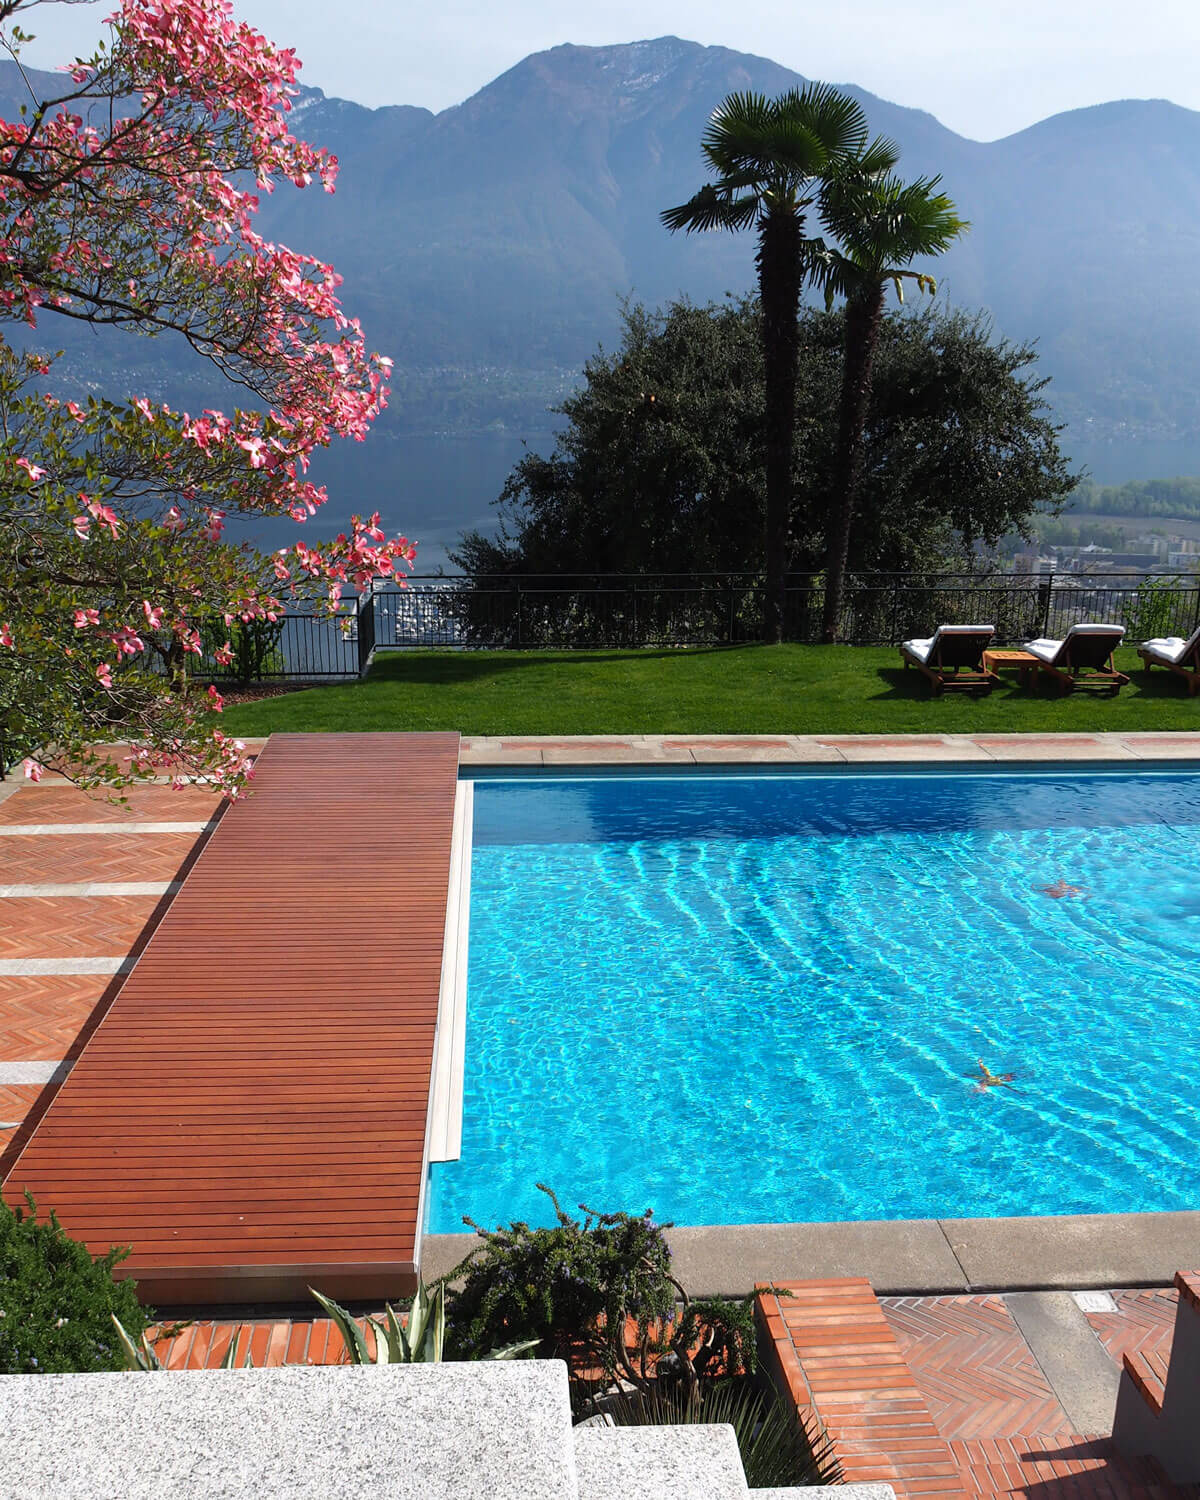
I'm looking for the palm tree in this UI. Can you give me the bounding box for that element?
[813,172,967,642]
[662,88,897,642]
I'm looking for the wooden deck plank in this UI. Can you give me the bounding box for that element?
[2,733,460,1305]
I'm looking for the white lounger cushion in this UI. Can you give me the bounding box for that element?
[1141,624,1200,665]
[900,625,994,665]
[1024,623,1124,665]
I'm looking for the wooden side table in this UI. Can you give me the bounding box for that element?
[983,648,1040,689]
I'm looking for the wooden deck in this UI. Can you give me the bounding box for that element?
[2,733,461,1305]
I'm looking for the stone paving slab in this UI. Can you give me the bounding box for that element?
[459,732,1200,767]
[425,1210,1200,1299]
[942,1212,1200,1291]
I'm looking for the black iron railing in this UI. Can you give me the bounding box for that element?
[187,571,1200,681]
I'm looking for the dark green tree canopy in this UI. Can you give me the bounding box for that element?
[453,296,1078,579]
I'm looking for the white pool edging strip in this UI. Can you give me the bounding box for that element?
[427,778,473,1164]
[0,882,178,898]
[0,1060,71,1086]
[0,957,134,976]
[0,822,213,836]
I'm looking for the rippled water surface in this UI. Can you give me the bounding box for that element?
[427,771,1200,1233]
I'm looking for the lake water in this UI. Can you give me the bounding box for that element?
[223,428,1200,568]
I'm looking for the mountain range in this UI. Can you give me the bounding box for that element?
[6,38,1200,490]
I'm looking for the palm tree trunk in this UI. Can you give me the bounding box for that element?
[821,285,886,643]
[756,208,802,644]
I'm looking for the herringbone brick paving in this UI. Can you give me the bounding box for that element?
[880,1292,1199,1498]
[882,1295,1069,1437]
[1086,1289,1178,1368]
[0,784,221,823]
[0,894,162,958]
[0,832,200,883]
[756,1283,1195,1499]
[0,975,111,1057]
[0,1084,41,1119]
[0,777,209,1150]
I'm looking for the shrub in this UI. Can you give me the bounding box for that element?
[443,1185,760,1401]
[0,1192,148,1373]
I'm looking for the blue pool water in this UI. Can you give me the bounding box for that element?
[427,770,1200,1233]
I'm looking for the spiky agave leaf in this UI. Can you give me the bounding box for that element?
[309,1287,373,1365]
[111,1314,162,1371]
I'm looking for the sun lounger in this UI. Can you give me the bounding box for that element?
[899,624,997,694]
[1137,624,1200,695]
[1022,623,1129,693]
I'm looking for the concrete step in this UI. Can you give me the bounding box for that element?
[0,1360,578,1500]
[573,1423,748,1500]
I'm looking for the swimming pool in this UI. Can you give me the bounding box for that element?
[427,768,1200,1234]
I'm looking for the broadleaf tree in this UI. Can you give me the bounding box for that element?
[0,0,414,795]
[454,298,1077,599]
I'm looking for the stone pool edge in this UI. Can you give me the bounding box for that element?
[460,731,1200,767]
[422,1210,1200,1297]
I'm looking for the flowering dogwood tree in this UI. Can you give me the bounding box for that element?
[0,0,414,795]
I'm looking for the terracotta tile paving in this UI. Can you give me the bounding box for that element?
[0,783,221,824]
[1086,1289,1178,1368]
[0,774,211,1158]
[882,1295,1068,1438]
[0,975,112,1058]
[0,894,162,958]
[758,1281,1200,1499]
[0,832,200,883]
[0,1083,43,1120]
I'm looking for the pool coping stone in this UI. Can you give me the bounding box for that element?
[459,731,1200,766]
[422,1208,1200,1297]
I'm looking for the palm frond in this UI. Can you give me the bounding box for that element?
[817,170,967,275]
[774,83,871,160]
[661,184,761,234]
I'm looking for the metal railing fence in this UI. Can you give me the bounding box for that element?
[185,571,1200,681]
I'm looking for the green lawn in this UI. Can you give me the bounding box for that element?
[219,645,1200,738]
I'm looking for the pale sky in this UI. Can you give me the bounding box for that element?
[13,0,1200,141]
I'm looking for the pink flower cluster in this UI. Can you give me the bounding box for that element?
[0,0,416,793]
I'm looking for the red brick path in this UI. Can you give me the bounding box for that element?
[757,1279,1200,1499]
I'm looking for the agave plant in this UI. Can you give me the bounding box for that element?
[311,1281,537,1365]
[112,1315,250,1371]
[600,1378,841,1490]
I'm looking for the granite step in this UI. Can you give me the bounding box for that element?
[572,1423,749,1499]
[0,1360,579,1500]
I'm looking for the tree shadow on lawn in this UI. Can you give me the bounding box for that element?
[366,646,740,686]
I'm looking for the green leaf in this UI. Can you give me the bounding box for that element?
[309,1287,372,1365]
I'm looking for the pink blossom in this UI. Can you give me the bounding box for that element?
[163,506,186,533]
[84,497,121,539]
[110,626,146,657]
[22,758,45,782]
[0,622,12,648]
[95,663,113,688]
[72,515,91,541]
[236,435,268,468]
[214,641,234,665]
[207,684,225,712]
[15,456,47,481]
[142,600,165,629]
[73,608,101,629]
